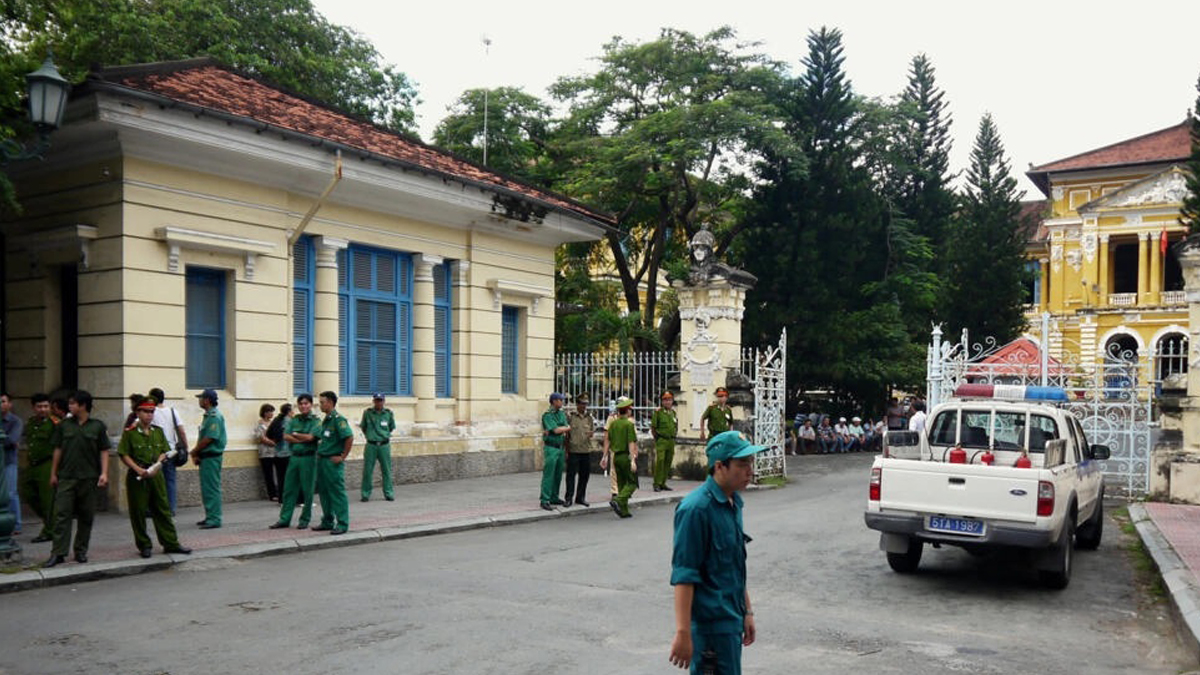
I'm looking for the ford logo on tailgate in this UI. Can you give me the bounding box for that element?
[1010,489,1028,496]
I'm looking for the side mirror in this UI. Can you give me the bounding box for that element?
[1090,444,1111,461]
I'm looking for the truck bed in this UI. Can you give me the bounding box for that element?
[876,457,1040,524]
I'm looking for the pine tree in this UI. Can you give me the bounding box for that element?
[1182,74,1200,233]
[943,114,1029,342]
[894,54,955,252]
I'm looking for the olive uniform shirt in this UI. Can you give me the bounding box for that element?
[702,405,733,435]
[317,410,354,456]
[50,416,112,479]
[607,416,637,455]
[198,408,227,456]
[24,416,58,465]
[359,408,395,444]
[285,414,321,456]
[542,408,568,449]
[117,424,171,468]
[565,410,595,454]
[651,407,677,440]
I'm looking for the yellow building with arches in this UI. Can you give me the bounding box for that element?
[1024,121,1193,384]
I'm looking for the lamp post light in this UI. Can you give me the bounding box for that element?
[0,53,71,163]
[0,54,70,563]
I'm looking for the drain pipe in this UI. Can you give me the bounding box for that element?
[289,150,343,246]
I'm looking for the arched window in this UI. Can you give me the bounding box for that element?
[1156,333,1189,381]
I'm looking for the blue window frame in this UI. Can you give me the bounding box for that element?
[292,236,314,394]
[185,267,226,389]
[338,245,412,395]
[434,262,453,397]
[501,305,519,394]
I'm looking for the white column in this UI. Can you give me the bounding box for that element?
[313,236,348,395]
[412,253,442,426]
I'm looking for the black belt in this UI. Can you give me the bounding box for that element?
[366,440,390,445]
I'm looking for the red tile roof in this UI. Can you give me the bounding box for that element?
[86,59,614,228]
[1027,121,1193,194]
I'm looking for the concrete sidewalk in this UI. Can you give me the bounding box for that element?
[0,470,710,594]
[1131,502,1200,661]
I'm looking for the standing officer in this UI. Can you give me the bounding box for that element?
[540,392,569,511]
[44,390,110,567]
[190,389,226,529]
[652,391,678,492]
[605,396,638,519]
[700,387,734,441]
[20,393,57,543]
[270,393,320,529]
[117,397,191,558]
[668,430,763,674]
[359,393,395,502]
[313,391,353,534]
[564,394,594,507]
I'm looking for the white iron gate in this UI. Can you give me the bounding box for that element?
[746,330,787,481]
[927,316,1152,497]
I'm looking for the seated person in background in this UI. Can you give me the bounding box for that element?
[818,417,838,454]
[848,417,865,452]
[798,419,817,455]
[834,417,858,453]
[861,418,876,452]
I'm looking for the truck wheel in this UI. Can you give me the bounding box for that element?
[1076,493,1104,551]
[886,538,923,574]
[1039,519,1074,590]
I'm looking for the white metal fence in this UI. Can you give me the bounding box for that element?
[553,351,679,430]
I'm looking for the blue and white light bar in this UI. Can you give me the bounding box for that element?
[954,384,1068,402]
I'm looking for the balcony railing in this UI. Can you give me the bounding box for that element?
[1023,304,1041,316]
[1108,293,1137,307]
[1162,290,1186,306]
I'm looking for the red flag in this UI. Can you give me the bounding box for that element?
[1161,229,1169,257]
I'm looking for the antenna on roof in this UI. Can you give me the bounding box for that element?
[482,35,492,168]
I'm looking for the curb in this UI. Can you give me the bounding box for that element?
[1129,503,1200,663]
[0,482,778,594]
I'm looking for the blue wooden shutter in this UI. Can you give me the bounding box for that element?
[292,237,313,394]
[185,268,225,389]
[434,263,452,397]
[501,306,519,394]
[337,249,348,392]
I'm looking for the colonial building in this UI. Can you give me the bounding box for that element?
[1024,121,1192,383]
[0,58,610,505]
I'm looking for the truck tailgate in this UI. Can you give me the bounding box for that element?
[878,460,1039,524]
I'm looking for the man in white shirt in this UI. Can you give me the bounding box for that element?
[834,417,854,453]
[908,401,927,434]
[149,387,188,515]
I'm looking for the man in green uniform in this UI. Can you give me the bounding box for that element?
[359,392,395,502]
[117,397,191,558]
[190,388,225,529]
[20,393,58,543]
[563,394,595,507]
[540,392,569,511]
[605,396,638,519]
[668,430,763,674]
[270,393,320,529]
[652,391,679,492]
[700,387,734,440]
[314,391,353,534]
[44,390,110,567]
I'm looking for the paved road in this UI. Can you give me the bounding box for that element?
[0,454,1189,674]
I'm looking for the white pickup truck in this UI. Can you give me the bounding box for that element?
[863,385,1110,589]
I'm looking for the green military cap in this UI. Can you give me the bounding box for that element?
[615,396,634,409]
[706,430,766,467]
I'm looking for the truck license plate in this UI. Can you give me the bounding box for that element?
[927,516,985,537]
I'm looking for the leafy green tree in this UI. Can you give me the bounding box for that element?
[433,86,553,182]
[1183,74,1200,233]
[739,27,920,409]
[942,113,1030,342]
[548,26,787,350]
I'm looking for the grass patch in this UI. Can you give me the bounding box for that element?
[1110,506,1166,600]
[755,475,788,487]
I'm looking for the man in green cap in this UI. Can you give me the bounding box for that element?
[604,396,638,518]
[540,392,569,511]
[668,430,763,674]
[652,391,678,492]
[190,388,225,529]
[313,390,353,534]
[700,387,734,441]
[20,393,57,543]
[44,390,110,567]
[359,393,395,502]
[117,397,191,558]
[270,393,320,529]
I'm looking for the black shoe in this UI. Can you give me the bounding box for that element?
[74,553,88,563]
[619,512,633,519]
[540,502,553,511]
[297,522,310,529]
[549,498,566,506]
[561,501,572,508]
[661,485,673,491]
[268,521,289,529]
[31,534,52,543]
[139,549,152,559]
[195,520,208,526]
[653,486,662,492]
[384,495,394,501]
[198,523,221,530]
[361,496,369,502]
[43,554,66,568]
[311,524,333,531]
[576,500,590,507]
[165,546,192,555]
[330,528,348,535]
[609,500,620,515]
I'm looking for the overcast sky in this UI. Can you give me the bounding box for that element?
[312,0,1200,196]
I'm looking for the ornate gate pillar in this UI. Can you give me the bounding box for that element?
[1156,237,1200,502]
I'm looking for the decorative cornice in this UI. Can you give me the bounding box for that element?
[157,225,275,279]
[487,278,552,315]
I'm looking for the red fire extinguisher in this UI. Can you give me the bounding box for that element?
[1015,452,1032,469]
[949,444,967,464]
[980,449,995,466]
